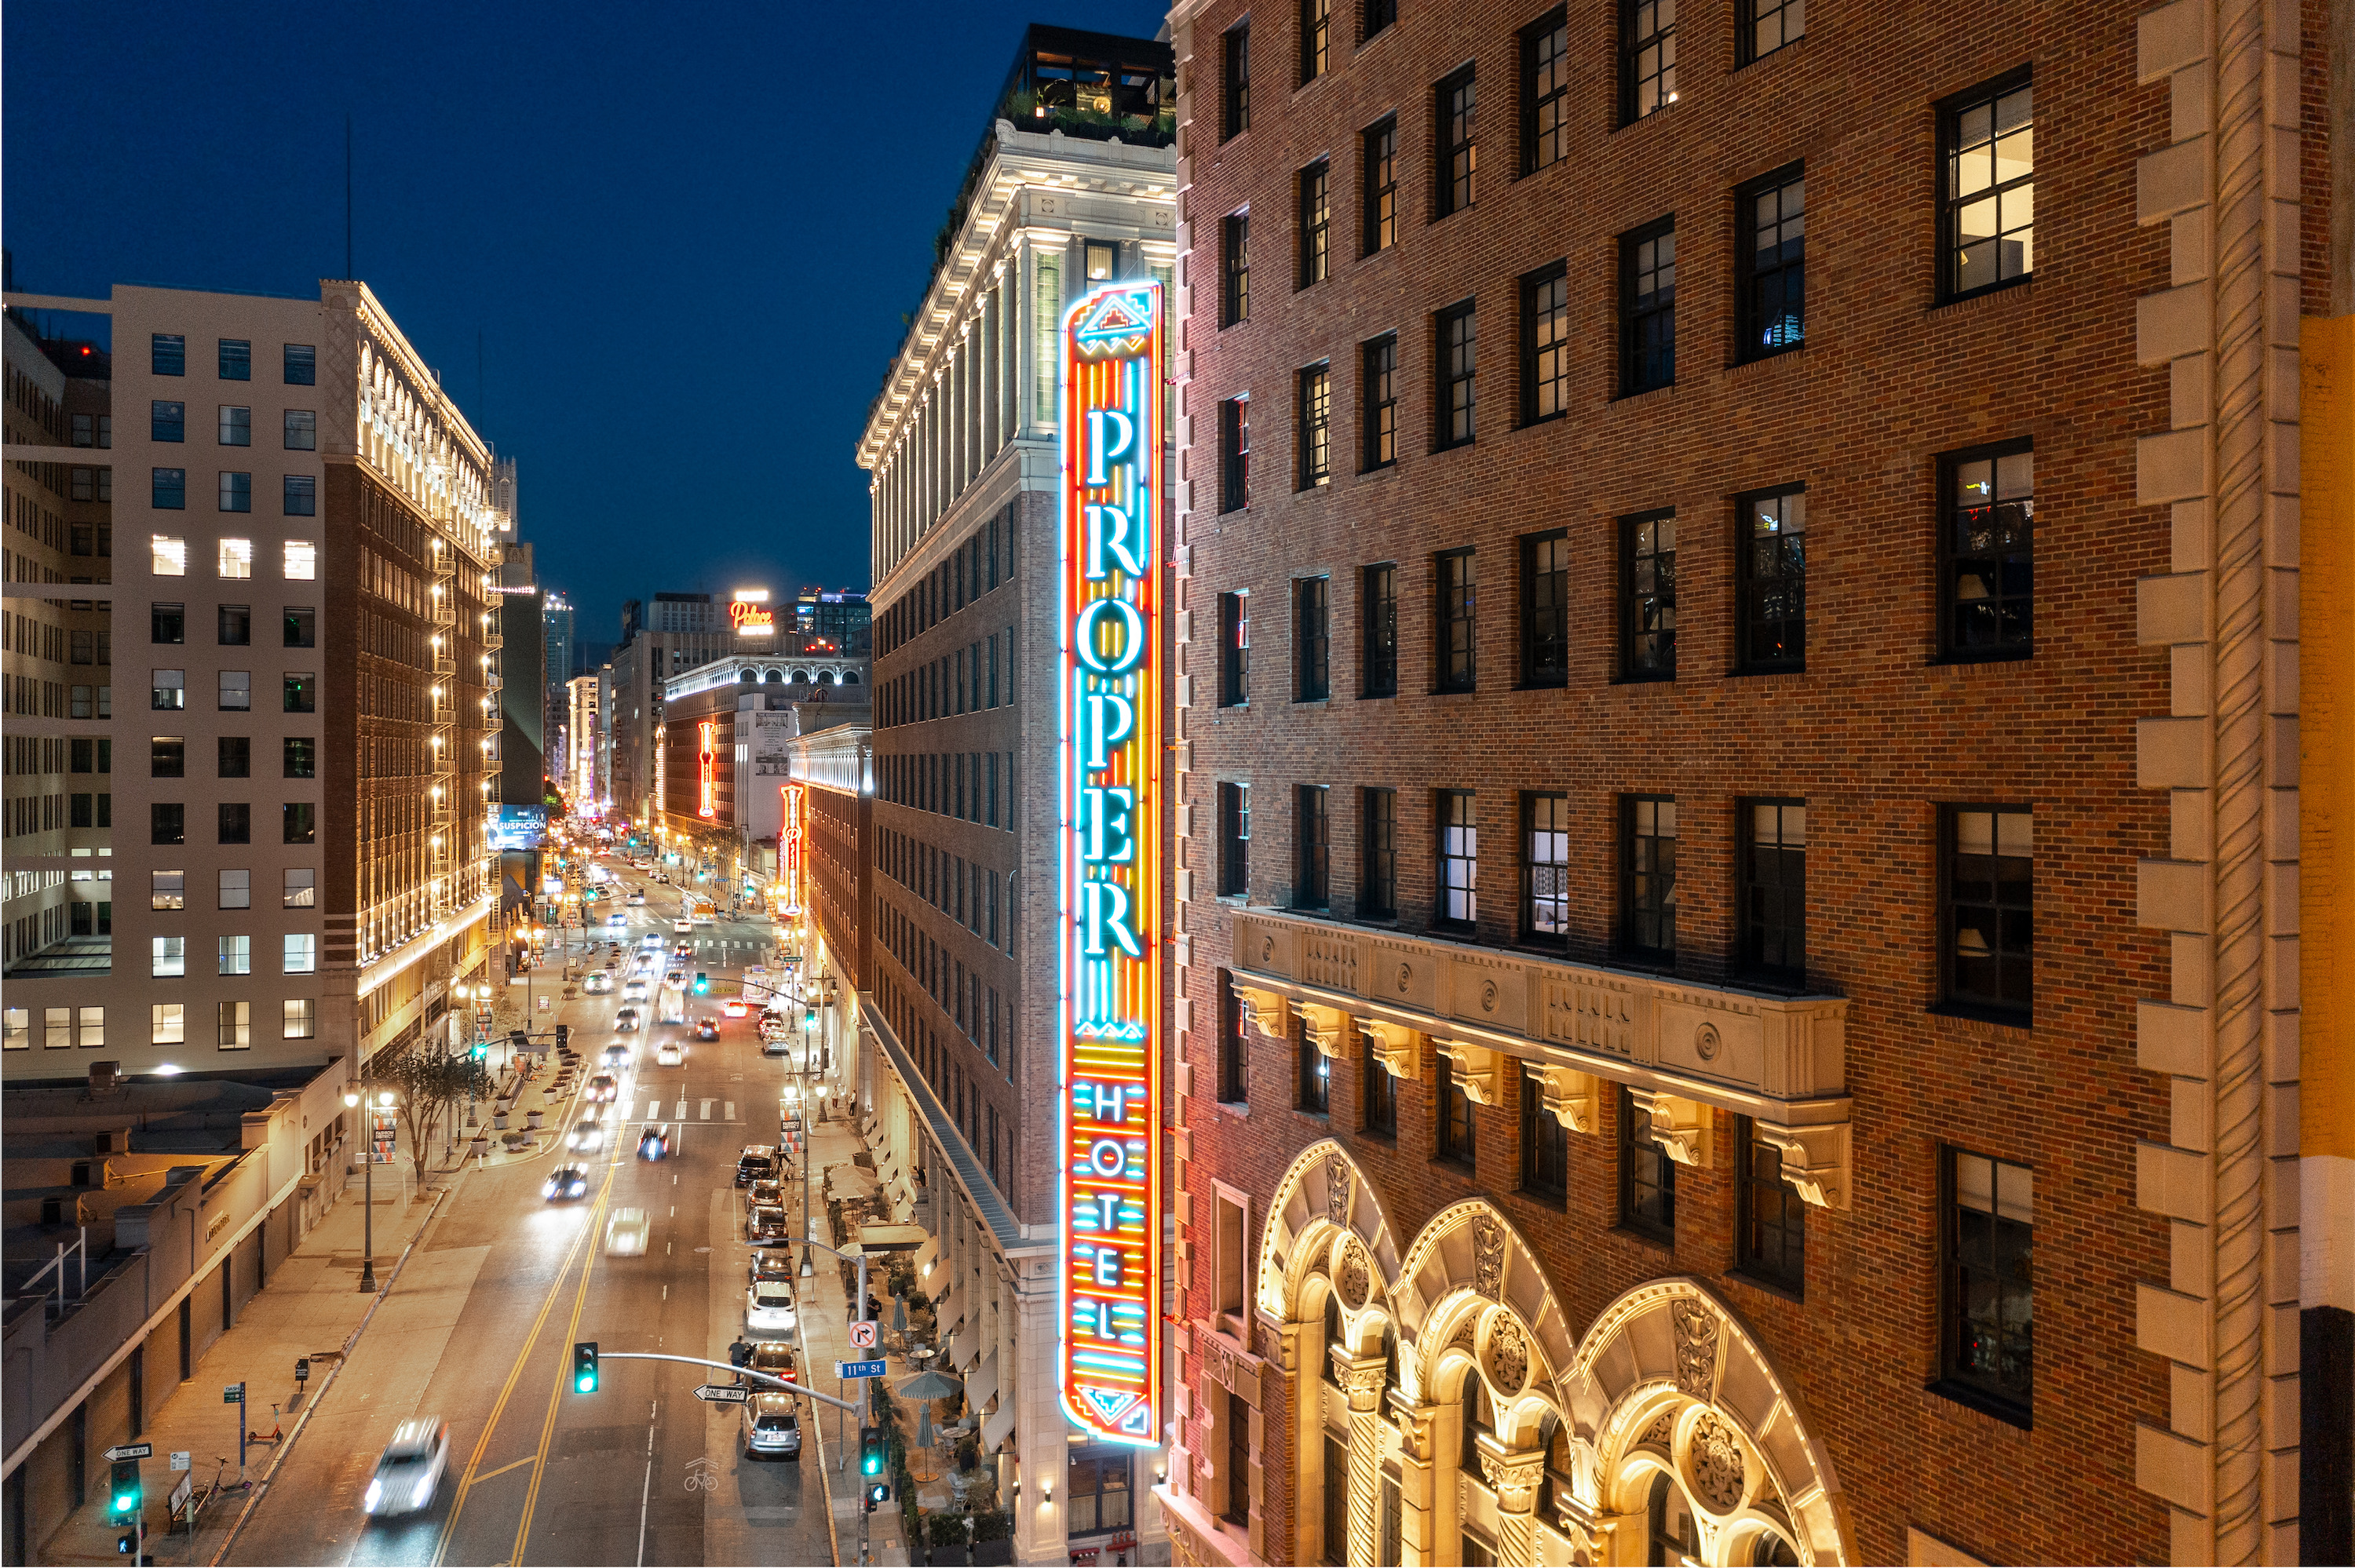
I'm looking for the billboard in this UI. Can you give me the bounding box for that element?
[1056,279,1164,1448]
[491,805,547,851]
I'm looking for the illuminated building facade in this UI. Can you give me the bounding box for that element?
[856,23,1176,1563]
[3,279,507,1081]
[566,672,602,812]
[1156,2,2346,1566]
[783,719,873,1090]
[654,649,869,884]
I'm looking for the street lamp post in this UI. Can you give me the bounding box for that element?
[342,1078,397,1293]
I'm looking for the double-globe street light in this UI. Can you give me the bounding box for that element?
[342,1078,399,1293]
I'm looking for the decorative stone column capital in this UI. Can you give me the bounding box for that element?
[1473,1434,1547,1516]
[1335,1353,1389,1413]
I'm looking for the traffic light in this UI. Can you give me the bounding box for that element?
[472,1037,487,1061]
[108,1458,141,1521]
[864,1480,891,1509]
[555,1023,571,1049]
[859,1425,884,1479]
[692,972,709,996]
[573,1340,599,1393]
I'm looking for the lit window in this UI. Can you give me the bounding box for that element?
[220,935,252,976]
[283,934,316,974]
[152,936,186,978]
[152,1004,185,1045]
[1621,0,1678,122]
[284,869,316,908]
[1942,75,2034,299]
[1438,791,1478,927]
[217,1001,251,1050]
[218,538,254,578]
[152,534,187,574]
[284,999,316,1039]
[220,870,250,910]
[2,1009,28,1052]
[152,870,185,910]
[283,539,316,578]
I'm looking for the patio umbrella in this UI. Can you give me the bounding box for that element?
[897,1367,963,1403]
[915,1399,934,1453]
[892,1293,908,1340]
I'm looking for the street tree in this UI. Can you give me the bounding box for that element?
[373,1045,484,1182]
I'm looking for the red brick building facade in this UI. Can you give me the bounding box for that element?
[1156,1,2339,1564]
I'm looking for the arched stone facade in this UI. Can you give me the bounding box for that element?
[1244,1150,1853,1568]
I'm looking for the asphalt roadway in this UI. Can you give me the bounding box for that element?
[222,867,838,1568]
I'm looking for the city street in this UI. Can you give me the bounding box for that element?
[221,866,840,1568]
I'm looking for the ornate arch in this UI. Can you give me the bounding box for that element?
[1254,1140,1404,1339]
[1561,1278,1852,1567]
[1389,1200,1579,1417]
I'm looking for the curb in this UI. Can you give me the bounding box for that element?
[207,1169,465,1566]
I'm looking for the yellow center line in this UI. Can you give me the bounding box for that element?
[465,1454,540,1486]
[429,1174,603,1566]
[508,1154,623,1565]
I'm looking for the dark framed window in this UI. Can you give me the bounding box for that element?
[1618,1088,1675,1241]
[1521,264,1570,425]
[1360,788,1397,918]
[1220,396,1251,512]
[1361,118,1399,254]
[1295,785,1331,909]
[283,476,316,516]
[1222,1390,1251,1523]
[1298,1017,1331,1112]
[1068,1453,1134,1538]
[1294,575,1331,699]
[1940,443,2035,660]
[1520,1062,1568,1198]
[1437,1051,1475,1166]
[1362,1026,1397,1135]
[1360,562,1399,696]
[1300,0,1329,82]
[217,339,251,380]
[1222,213,1252,326]
[1619,510,1675,678]
[1737,164,1806,358]
[283,607,316,648]
[1940,73,2034,301]
[1621,794,1676,962]
[1298,364,1331,489]
[217,802,251,845]
[152,803,184,845]
[1740,0,1804,62]
[151,334,186,376]
[1361,334,1398,471]
[1435,548,1476,691]
[1736,486,1806,671]
[152,603,185,644]
[1941,805,2032,1019]
[1522,793,1569,942]
[1322,1433,1349,1565]
[152,400,185,442]
[151,737,185,779]
[1620,0,1677,124]
[1740,799,1806,982]
[1736,1117,1806,1294]
[1523,9,1570,173]
[217,738,250,779]
[1223,21,1253,138]
[1619,219,1677,395]
[1520,530,1568,685]
[283,343,316,385]
[1298,161,1331,286]
[1941,1147,2034,1418]
[1437,789,1477,927]
[283,737,316,779]
[1362,0,1395,41]
[1217,971,1251,1103]
[152,468,185,509]
[1219,782,1252,897]
[1435,67,1477,218]
[1219,589,1251,706]
[217,603,251,646]
[1435,301,1476,449]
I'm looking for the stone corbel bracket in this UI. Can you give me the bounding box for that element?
[1629,1087,1714,1168]
[1438,1038,1502,1106]
[1539,1065,1601,1135]
[1298,1002,1352,1059]
[1750,1119,1852,1211]
[1356,1017,1422,1079]
[1231,979,1291,1040]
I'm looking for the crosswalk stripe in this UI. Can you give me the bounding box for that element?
[725,1102,735,1121]
[699,1099,714,1120]
[674,1099,688,1119]
[646,1098,661,1119]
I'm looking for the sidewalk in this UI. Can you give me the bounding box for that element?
[795,1106,910,1567]
[40,1163,463,1566]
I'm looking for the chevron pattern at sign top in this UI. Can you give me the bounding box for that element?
[1083,1387,1148,1435]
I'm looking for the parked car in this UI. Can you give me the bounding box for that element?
[363,1417,451,1515]
[615,1007,641,1032]
[746,1205,791,1248]
[749,1179,783,1207]
[744,1278,797,1331]
[542,1165,589,1202]
[735,1146,779,1186]
[750,1251,795,1288]
[605,1208,651,1256]
[739,1395,801,1460]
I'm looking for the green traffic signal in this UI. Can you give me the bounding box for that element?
[693,972,709,996]
[108,1459,141,1520]
[859,1425,883,1477]
[574,1340,599,1393]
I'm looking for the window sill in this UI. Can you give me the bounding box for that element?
[1612,1223,1677,1256]
[1926,1002,2033,1037]
[1292,696,1331,708]
[1926,650,2033,669]
[1513,1183,1568,1209]
[1612,380,1678,406]
[1433,1154,1477,1176]
[1295,1106,1332,1123]
[1210,1098,1251,1120]
[1732,35,1804,72]
[1725,1267,1805,1306]
[1728,342,1805,372]
[1356,688,1398,701]
[1727,664,1806,682]
[1931,275,2033,315]
[1611,671,1675,687]
[1923,1377,2032,1432]
[1428,685,1478,698]
[1513,679,1568,693]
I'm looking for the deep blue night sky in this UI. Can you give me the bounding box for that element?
[3,0,1164,662]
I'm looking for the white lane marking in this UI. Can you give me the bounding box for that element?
[674,1099,688,1119]
[647,1097,661,1119]
[699,1099,714,1120]
[725,1102,736,1121]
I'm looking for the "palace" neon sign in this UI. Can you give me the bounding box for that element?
[1057,279,1163,1448]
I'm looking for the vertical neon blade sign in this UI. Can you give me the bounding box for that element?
[697,720,717,819]
[779,783,807,916]
[1059,279,1163,1446]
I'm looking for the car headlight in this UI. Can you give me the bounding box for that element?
[411,1474,436,1508]
[364,1477,384,1511]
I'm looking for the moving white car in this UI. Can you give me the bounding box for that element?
[655,1041,684,1067]
[566,1119,604,1153]
[623,979,648,1001]
[605,1208,651,1256]
[582,971,612,995]
[363,1417,451,1515]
